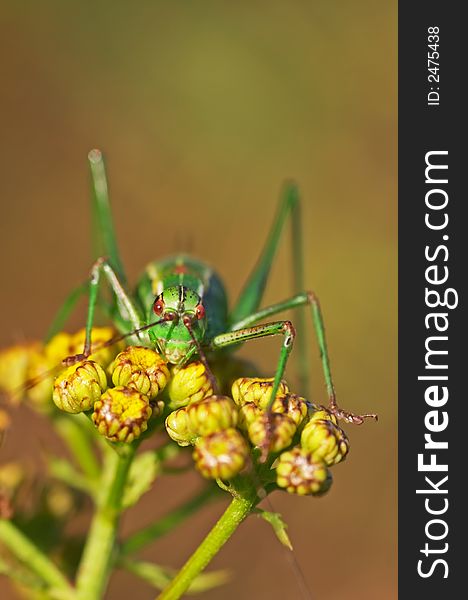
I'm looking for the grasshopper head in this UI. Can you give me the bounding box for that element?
[151,286,207,364]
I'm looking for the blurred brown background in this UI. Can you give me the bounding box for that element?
[0,1,396,598]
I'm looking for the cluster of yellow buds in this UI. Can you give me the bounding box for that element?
[165,369,350,495]
[165,362,249,480]
[0,327,171,444]
[274,404,349,496]
[53,344,170,443]
[1,332,352,495]
[232,379,307,455]
[0,327,122,409]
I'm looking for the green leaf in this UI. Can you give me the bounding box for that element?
[187,569,231,593]
[255,509,293,550]
[120,558,230,593]
[0,556,46,592]
[122,451,161,509]
[46,455,97,497]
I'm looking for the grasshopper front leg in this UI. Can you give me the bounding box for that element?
[63,258,146,365]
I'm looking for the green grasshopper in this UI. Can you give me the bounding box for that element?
[53,149,375,428]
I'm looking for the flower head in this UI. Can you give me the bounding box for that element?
[271,393,308,427]
[276,448,332,495]
[110,346,169,399]
[186,395,238,436]
[193,428,249,480]
[165,406,198,447]
[237,402,261,432]
[301,419,349,466]
[53,360,107,413]
[308,404,339,426]
[92,386,153,443]
[231,377,289,410]
[167,361,214,409]
[248,412,297,454]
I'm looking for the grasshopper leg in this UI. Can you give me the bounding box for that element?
[229,183,310,396]
[211,320,295,460]
[63,258,145,365]
[230,291,378,425]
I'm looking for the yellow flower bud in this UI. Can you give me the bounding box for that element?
[53,360,108,413]
[167,361,214,409]
[92,386,152,443]
[186,395,238,436]
[276,448,332,495]
[193,428,249,480]
[231,377,289,410]
[301,419,350,466]
[237,402,261,432]
[110,346,169,399]
[271,393,308,427]
[248,412,297,454]
[165,407,198,447]
[308,404,338,426]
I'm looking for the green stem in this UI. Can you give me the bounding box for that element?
[75,445,135,600]
[0,519,73,596]
[157,481,258,600]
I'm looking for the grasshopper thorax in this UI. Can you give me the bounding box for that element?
[151,286,207,365]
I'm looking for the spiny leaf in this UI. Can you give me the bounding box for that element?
[122,451,161,509]
[255,509,293,550]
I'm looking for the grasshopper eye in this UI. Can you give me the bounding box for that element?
[195,304,205,320]
[153,298,165,316]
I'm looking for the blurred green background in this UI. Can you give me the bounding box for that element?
[0,1,396,598]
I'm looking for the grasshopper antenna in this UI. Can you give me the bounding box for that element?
[11,318,166,401]
[98,319,165,349]
[61,319,166,366]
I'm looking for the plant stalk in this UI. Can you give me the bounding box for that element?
[157,481,258,600]
[0,519,73,595]
[75,444,135,599]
